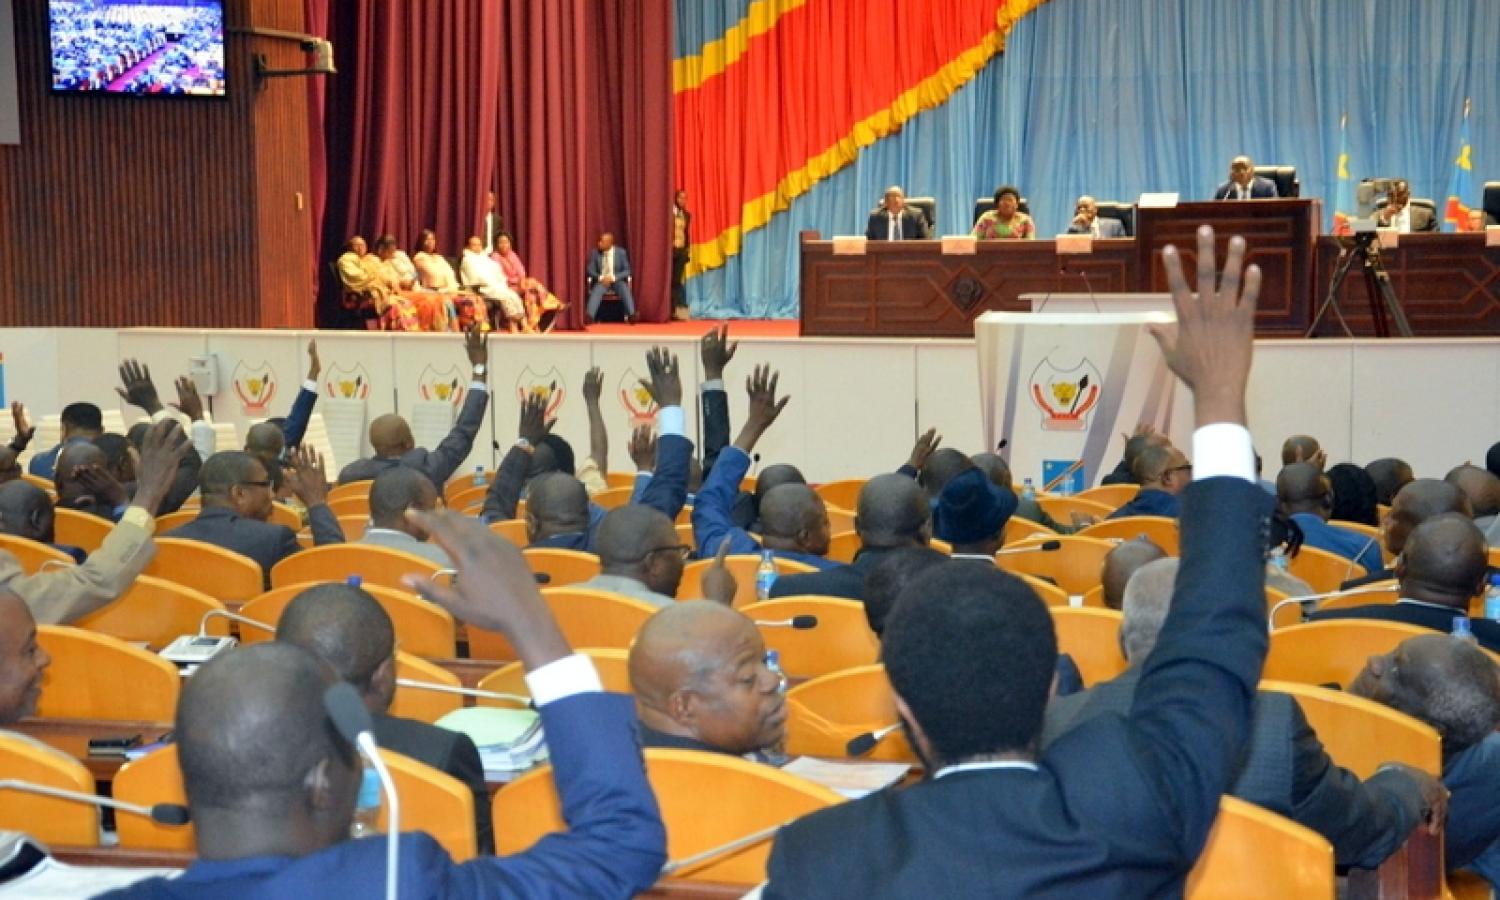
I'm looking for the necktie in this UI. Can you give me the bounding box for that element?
[889,212,899,241]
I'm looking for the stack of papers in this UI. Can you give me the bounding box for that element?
[781,757,911,800]
[436,706,549,781]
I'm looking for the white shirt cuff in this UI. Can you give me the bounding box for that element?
[302,379,318,392]
[1192,423,1257,483]
[657,405,685,437]
[524,653,604,705]
[701,379,725,393]
[469,381,488,392]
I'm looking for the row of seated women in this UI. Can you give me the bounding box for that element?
[336,230,564,334]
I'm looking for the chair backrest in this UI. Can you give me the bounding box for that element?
[153,509,200,532]
[972,195,1032,223]
[1003,516,1057,546]
[0,534,75,573]
[1260,680,1441,778]
[1266,585,1302,629]
[1074,483,1139,510]
[1049,607,1127,686]
[825,531,861,564]
[270,543,445,591]
[537,587,657,650]
[1313,580,1400,614]
[1035,496,1114,523]
[379,748,477,862]
[814,479,865,512]
[267,503,302,531]
[391,651,463,723]
[604,471,637,490]
[0,732,99,846]
[334,515,368,541]
[591,486,635,510]
[52,507,114,554]
[494,748,844,884]
[1093,200,1135,236]
[1328,518,1394,566]
[825,505,856,536]
[1077,516,1180,556]
[521,547,601,587]
[676,504,694,525]
[784,663,917,763]
[114,744,193,850]
[677,554,818,608]
[327,494,372,518]
[1185,796,1333,898]
[1287,544,1366,594]
[36,625,180,721]
[327,480,373,503]
[741,596,880,679]
[446,482,488,514]
[444,473,492,504]
[489,518,529,547]
[996,535,1116,595]
[240,581,455,657]
[145,538,265,604]
[20,472,56,494]
[1252,164,1301,198]
[1263,620,1437,689]
[72,575,225,650]
[1015,571,1071,608]
[674,521,695,548]
[477,648,633,708]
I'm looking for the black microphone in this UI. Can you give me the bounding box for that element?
[846,723,901,756]
[0,779,190,826]
[994,540,1062,556]
[756,615,818,629]
[996,438,1008,451]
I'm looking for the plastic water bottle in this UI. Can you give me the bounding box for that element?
[762,649,790,766]
[1452,616,1478,644]
[473,465,486,487]
[1021,478,1036,502]
[766,649,787,694]
[345,575,362,588]
[1485,575,1500,622]
[755,549,777,602]
[349,767,382,838]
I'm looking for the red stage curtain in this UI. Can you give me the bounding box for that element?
[306,0,672,328]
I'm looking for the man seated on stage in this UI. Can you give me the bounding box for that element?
[1066,196,1126,237]
[1313,513,1499,650]
[1215,155,1279,200]
[1377,179,1438,233]
[0,589,48,725]
[762,225,1274,898]
[0,421,189,625]
[27,402,103,480]
[166,447,344,587]
[932,467,1017,560]
[276,582,491,854]
[865,186,930,242]
[1367,456,1415,507]
[359,467,452,568]
[338,329,490,486]
[1446,464,1500,547]
[1107,443,1191,520]
[585,233,638,324]
[629,600,787,763]
[1045,557,1442,870]
[102,513,666,899]
[459,235,527,332]
[1350,632,1500,883]
[1277,462,1383,573]
[1343,477,1473,588]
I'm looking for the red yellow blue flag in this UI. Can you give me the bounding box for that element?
[1444,99,1474,231]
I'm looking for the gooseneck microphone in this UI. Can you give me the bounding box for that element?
[994,540,1062,556]
[846,723,901,757]
[659,821,791,878]
[753,615,818,630]
[0,779,190,826]
[324,683,400,900]
[393,678,534,707]
[198,609,274,637]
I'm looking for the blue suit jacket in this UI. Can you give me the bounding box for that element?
[280,385,318,449]
[98,692,666,899]
[692,446,837,569]
[165,505,345,587]
[764,478,1272,898]
[1106,488,1180,520]
[1290,513,1383,576]
[1065,217,1127,238]
[337,387,489,487]
[1446,734,1500,884]
[586,247,632,282]
[1214,176,1279,200]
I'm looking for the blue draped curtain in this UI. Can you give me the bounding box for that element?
[687,0,1500,319]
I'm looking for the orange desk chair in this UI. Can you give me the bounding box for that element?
[446,483,489,515]
[476,648,633,709]
[996,535,1115,596]
[489,518,529,547]
[824,531,861,565]
[391,652,464,724]
[1076,516,1181,556]
[114,744,193,851]
[783,663,917,764]
[238,581,455,658]
[52,507,113,555]
[521,547,601,588]
[1185,796,1333,899]
[144,538,264,605]
[35,625,179,721]
[1003,516,1058,546]
[0,534,75,573]
[1035,495,1114,524]
[152,509,200,533]
[327,494,372,519]
[1287,544,1367,594]
[1075,483,1140,511]
[495,748,844,885]
[270,544,446,592]
[591,486,635,510]
[677,554,818,608]
[328,480,374,504]
[1262,620,1439,689]
[814,479,866,512]
[1260,680,1440,778]
[0,732,100,845]
[72,575,225,650]
[378,749,478,862]
[741,596,880,679]
[1016,572,1072,608]
[267,502,303,531]
[824,505,857,537]
[1049,607,1127,687]
[1328,519,1393,566]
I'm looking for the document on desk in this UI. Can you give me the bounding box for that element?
[782,757,910,799]
[0,856,180,898]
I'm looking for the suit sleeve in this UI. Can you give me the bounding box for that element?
[3,515,157,625]
[617,249,632,279]
[1122,477,1271,857]
[700,387,731,475]
[586,252,600,281]
[1282,698,1425,869]
[482,445,530,523]
[692,446,761,557]
[864,213,882,241]
[637,433,692,522]
[157,447,204,515]
[914,210,932,240]
[422,387,489,487]
[281,384,319,449]
[450,693,666,897]
[307,504,346,547]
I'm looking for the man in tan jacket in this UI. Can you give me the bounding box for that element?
[0,421,190,624]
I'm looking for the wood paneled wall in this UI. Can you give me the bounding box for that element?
[0,0,313,328]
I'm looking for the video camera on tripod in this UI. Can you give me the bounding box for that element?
[1307,179,1413,338]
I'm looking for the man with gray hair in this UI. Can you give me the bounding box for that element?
[1044,557,1444,870]
[864,186,930,241]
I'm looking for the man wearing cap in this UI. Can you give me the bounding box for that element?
[933,467,1018,560]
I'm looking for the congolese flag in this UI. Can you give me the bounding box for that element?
[1331,113,1354,236]
[1443,99,1474,232]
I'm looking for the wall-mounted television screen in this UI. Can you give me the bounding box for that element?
[49,1,225,96]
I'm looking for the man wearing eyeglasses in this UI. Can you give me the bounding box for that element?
[1105,444,1192,520]
[574,505,694,608]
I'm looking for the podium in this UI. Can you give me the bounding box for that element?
[976,310,1185,492]
[1136,199,1320,335]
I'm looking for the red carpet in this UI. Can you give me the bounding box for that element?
[576,319,799,339]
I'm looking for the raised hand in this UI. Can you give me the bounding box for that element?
[629,425,658,472]
[464,325,488,369]
[132,420,192,514]
[700,324,738,381]
[906,427,942,471]
[74,466,128,511]
[306,339,322,382]
[701,537,738,605]
[582,367,603,407]
[1148,225,1259,426]
[171,377,205,422]
[405,511,572,670]
[518,387,555,445]
[8,403,32,451]
[638,346,683,408]
[288,444,329,508]
[115,359,164,414]
[732,364,790,454]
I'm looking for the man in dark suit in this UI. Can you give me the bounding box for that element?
[1107,443,1191,519]
[338,328,490,486]
[479,189,505,253]
[864,186,931,241]
[1065,196,1127,237]
[1214,155,1279,200]
[1350,632,1500,881]
[1278,462,1384,574]
[276,582,493,854]
[763,226,1274,897]
[671,189,692,321]
[1046,556,1438,869]
[1341,478,1472,589]
[585,232,637,323]
[101,513,665,899]
[165,448,344,586]
[1313,513,1500,651]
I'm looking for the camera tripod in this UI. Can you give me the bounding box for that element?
[1305,230,1412,338]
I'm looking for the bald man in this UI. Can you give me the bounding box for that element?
[1066,196,1126,238]
[1314,513,1499,648]
[1367,457,1414,507]
[1343,477,1474,588]
[1446,464,1500,547]
[630,601,787,761]
[337,329,490,486]
[575,506,689,607]
[360,467,451,567]
[1281,434,1323,468]
[0,591,50,724]
[1099,537,1168,611]
[1107,444,1190,519]
[1214,156,1278,200]
[771,473,931,601]
[1278,462,1382,574]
